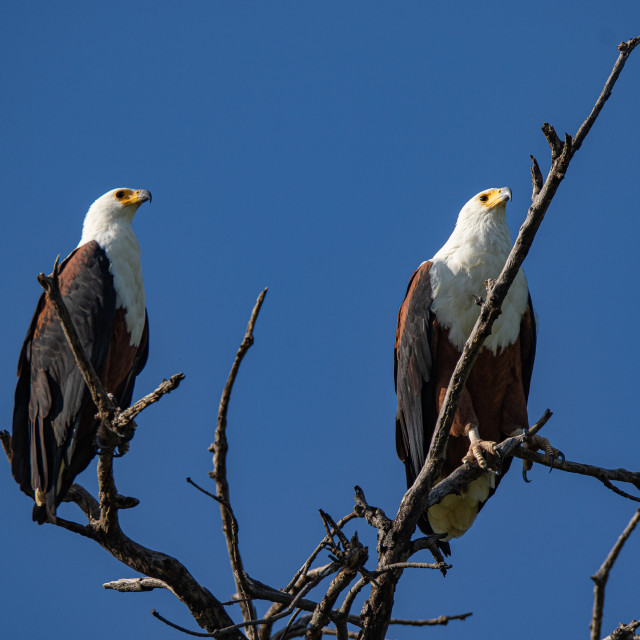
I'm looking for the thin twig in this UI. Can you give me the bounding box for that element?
[281,609,304,640]
[340,576,369,619]
[209,289,267,636]
[590,508,640,640]
[152,610,216,637]
[389,612,473,626]
[530,155,543,200]
[113,373,185,430]
[376,562,450,573]
[573,37,640,153]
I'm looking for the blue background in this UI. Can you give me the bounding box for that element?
[1,2,639,638]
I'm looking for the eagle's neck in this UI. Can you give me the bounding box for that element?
[429,212,528,354]
[78,218,145,346]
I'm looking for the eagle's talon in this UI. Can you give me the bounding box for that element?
[463,439,500,471]
[523,434,563,476]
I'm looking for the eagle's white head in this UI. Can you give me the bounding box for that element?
[454,186,512,231]
[80,188,151,234]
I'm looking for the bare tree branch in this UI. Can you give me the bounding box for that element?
[515,449,640,499]
[209,289,267,636]
[530,155,543,200]
[103,577,169,592]
[590,508,640,640]
[113,373,185,430]
[573,37,640,154]
[376,562,449,572]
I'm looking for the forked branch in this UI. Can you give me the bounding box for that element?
[590,508,640,640]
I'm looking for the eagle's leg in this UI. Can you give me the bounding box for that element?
[462,426,502,471]
[521,432,565,482]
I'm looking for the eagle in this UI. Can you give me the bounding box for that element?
[395,187,555,552]
[11,188,151,523]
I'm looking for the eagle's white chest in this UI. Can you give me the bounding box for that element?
[429,219,528,353]
[78,221,146,346]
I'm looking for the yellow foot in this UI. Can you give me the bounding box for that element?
[462,436,501,471]
[522,433,565,482]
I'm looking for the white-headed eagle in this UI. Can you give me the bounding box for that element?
[395,187,558,553]
[11,188,151,523]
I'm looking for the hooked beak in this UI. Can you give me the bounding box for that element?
[135,189,152,204]
[487,186,511,209]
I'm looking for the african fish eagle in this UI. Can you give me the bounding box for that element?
[11,188,151,523]
[395,187,556,552]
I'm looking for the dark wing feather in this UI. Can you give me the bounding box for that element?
[521,292,536,401]
[395,261,436,487]
[11,241,116,520]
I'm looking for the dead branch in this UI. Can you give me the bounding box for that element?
[360,36,640,640]
[103,577,169,592]
[389,612,473,626]
[376,562,450,572]
[113,373,185,430]
[339,577,370,620]
[515,449,640,499]
[590,508,640,640]
[209,289,267,635]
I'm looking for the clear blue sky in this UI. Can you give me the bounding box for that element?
[1,2,639,639]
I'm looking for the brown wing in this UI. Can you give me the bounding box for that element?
[395,261,437,488]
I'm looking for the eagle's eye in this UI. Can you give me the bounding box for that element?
[479,194,489,202]
[115,190,125,200]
